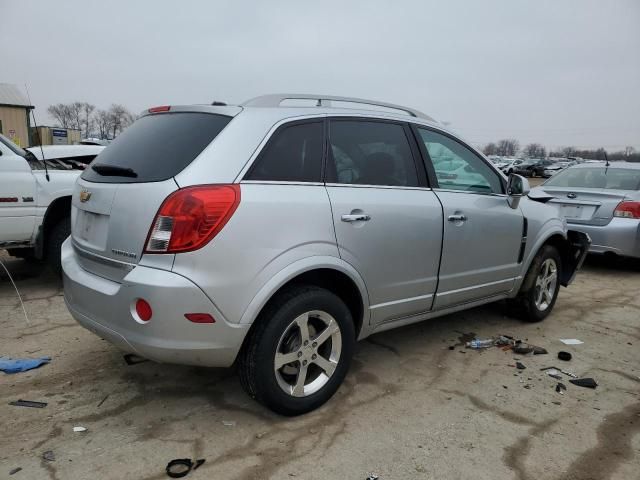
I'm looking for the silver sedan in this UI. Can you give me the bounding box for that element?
[533,162,640,258]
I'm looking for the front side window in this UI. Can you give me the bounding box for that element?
[416,128,502,194]
[327,120,419,187]
[245,121,323,182]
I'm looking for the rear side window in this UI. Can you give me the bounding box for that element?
[545,167,640,190]
[327,120,418,187]
[245,121,323,182]
[81,113,231,183]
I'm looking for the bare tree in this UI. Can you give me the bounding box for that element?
[483,142,498,156]
[47,104,73,128]
[95,109,112,140]
[81,103,95,138]
[523,143,546,158]
[496,139,520,156]
[561,146,576,157]
[108,104,134,138]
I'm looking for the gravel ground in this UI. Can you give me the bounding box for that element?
[0,251,638,480]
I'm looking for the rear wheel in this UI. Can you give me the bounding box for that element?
[46,217,70,276]
[509,245,561,322]
[238,285,355,416]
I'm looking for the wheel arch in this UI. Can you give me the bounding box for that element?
[239,257,370,339]
[35,195,72,259]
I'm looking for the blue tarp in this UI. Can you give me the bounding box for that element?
[0,356,51,374]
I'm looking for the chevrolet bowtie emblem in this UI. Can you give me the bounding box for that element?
[79,190,92,202]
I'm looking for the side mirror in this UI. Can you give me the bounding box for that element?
[507,174,530,209]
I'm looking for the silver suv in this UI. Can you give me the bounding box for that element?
[62,94,589,415]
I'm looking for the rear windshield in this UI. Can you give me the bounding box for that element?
[81,112,231,183]
[545,167,640,190]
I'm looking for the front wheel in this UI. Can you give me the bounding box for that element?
[238,285,355,416]
[509,245,561,322]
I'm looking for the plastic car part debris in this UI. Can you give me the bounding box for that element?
[466,338,494,349]
[558,351,572,361]
[560,339,583,345]
[9,467,22,475]
[9,399,47,408]
[556,382,567,394]
[366,475,379,480]
[513,345,534,354]
[73,426,87,432]
[166,458,205,478]
[516,362,526,370]
[570,378,598,389]
[222,420,236,427]
[123,354,148,365]
[42,451,55,462]
[0,356,51,374]
[532,347,548,355]
[540,366,578,378]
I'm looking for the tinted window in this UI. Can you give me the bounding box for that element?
[327,120,418,187]
[81,113,231,183]
[417,129,502,194]
[245,122,323,182]
[545,167,640,190]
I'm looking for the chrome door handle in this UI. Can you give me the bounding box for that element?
[447,214,467,222]
[341,214,371,222]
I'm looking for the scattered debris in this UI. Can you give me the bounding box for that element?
[558,351,572,361]
[545,369,563,380]
[560,339,583,345]
[123,354,148,366]
[556,383,567,395]
[513,345,533,354]
[570,378,598,389]
[9,467,22,475]
[516,362,526,370]
[532,347,548,355]
[366,475,379,480]
[73,426,87,433]
[42,451,55,462]
[97,394,110,408]
[466,338,494,349]
[255,432,266,439]
[0,356,51,374]
[540,366,577,378]
[222,420,236,427]
[9,399,47,409]
[166,458,205,478]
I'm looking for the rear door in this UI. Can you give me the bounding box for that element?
[325,118,443,326]
[0,135,37,243]
[72,111,232,281]
[414,127,524,309]
[539,166,640,226]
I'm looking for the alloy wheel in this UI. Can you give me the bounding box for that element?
[534,258,558,311]
[274,310,342,397]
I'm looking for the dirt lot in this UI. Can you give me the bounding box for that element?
[0,251,638,480]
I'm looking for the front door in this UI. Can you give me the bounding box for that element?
[325,119,443,325]
[0,141,37,243]
[414,127,524,309]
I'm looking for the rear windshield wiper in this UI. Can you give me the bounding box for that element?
[91,163,138,178]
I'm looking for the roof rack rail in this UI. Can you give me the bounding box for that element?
[241,94,434,122]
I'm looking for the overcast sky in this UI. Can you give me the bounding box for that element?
[2,0,638,150]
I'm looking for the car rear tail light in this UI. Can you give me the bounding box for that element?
[148,105,171,113]
[184,313,216,323]
[135,299,153,321]
[614,201,640,219]
[145,184,240,254]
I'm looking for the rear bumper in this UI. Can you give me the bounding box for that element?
[61,238,249,367]
[568,218,640,259]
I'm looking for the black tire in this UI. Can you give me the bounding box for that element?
[237,285,355,416]
[509,245,562,322]
[46,217,70,276]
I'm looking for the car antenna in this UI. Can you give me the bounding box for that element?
[604,150,610,167]
[24,83,49,181]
